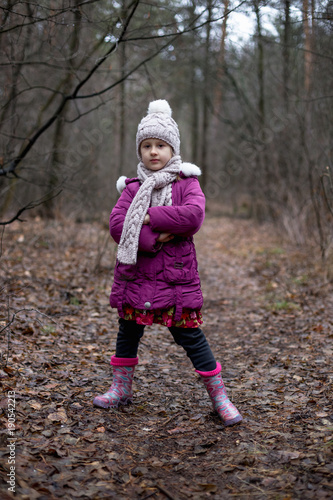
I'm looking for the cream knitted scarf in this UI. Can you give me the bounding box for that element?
[117,155,182,265]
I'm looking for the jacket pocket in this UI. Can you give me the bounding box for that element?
[163,241,196,284]
[116,262,137,281]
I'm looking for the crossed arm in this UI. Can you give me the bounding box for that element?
[143,214,174,243]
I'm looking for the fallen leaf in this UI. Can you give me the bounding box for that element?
[29,400,42,410]
[277,450,301,463]
[198,483,218,492]
[47,410,68,423]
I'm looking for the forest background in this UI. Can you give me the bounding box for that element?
[0,0,332,262]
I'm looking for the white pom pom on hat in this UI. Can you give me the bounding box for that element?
[136,99,180,159]
[147,99,172,117]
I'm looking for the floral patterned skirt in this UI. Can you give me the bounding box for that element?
[123,305,203,328]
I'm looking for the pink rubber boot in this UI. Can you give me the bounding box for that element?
[93,356,138,409]
[196,362,242,426]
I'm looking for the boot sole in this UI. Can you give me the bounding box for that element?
[93,397,132,409]
[223,414,243,426]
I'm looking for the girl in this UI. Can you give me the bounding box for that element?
[93,100,242,426]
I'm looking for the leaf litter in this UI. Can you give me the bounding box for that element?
[0,215,332,499]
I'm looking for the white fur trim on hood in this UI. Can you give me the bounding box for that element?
[181,162,201,177]
[116,175,127,194]
[116,163,201,194]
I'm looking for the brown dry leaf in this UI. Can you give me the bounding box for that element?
[198,483,218,492]
[29,401,42,410]
[43,383,60,390]
[277,450,302,463]
[47,409,68,423]
[167,427,188,434]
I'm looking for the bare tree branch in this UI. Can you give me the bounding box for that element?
[0,302,60,368]
[0,0,103,34]
[0,0,250,180]
[0,189,62,225]
[321,167,333,217]
[0,0,140,178]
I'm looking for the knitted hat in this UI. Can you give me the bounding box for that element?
[136,99,180,159]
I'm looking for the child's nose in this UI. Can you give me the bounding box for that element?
[151,146,157,155]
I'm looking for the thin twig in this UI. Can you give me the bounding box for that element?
[0,189,62,225]
[155,483,179,500]
[0,304,60,368]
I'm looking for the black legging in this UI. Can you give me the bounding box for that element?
[115,318,216,372]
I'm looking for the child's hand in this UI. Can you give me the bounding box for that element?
[143,214,150,224]
[157,232,174,243]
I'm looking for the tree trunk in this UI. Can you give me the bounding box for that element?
[302,0,326,257]
[303,0,313,96]
[0,1,34,217]
[44,1,82,217]
[282,0,290,110]
[191,70,199,165]
[212,0,229,132]
[200,0,213,192]
[188,1,199,165]
[118,40,126,175]
[254,0,265,126]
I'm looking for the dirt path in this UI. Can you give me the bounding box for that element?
[0,216,332,499]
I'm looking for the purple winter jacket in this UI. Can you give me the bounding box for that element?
[109,169,205,321]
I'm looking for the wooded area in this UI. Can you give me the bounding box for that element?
[0,0,332,260]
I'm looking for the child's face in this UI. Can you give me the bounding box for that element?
[140,138,173,171]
